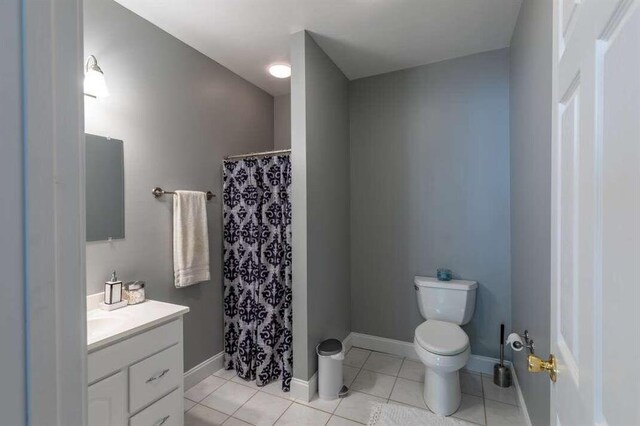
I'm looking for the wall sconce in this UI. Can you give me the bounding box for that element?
[84,55,109,98]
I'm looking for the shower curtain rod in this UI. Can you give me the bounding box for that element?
[224,148,291,160]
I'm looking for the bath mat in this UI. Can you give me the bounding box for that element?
[367,403,476,426]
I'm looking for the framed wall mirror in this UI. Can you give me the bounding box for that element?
[85,134,125,241]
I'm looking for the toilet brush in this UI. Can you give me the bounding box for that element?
[494,323,512,388]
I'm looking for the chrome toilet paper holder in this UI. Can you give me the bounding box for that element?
[507,330,535,354]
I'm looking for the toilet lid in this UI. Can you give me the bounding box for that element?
[415,320,469,356]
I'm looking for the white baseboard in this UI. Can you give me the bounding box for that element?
[350,332,419,360]
[464,353,509,375]
[347,332,509,375]
[342,332,354,354]
[510,364,533,426]
[184,351,225,390]
[290,372,317,402]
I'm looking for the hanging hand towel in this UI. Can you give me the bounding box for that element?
[173,190,210,287]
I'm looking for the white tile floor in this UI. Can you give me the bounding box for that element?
[184,347,528,426]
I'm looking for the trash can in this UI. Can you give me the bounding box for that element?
[316,339,349,400]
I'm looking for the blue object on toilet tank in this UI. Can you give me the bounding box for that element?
[437,268,453,281]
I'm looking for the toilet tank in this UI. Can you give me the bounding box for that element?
[414,276,477,325]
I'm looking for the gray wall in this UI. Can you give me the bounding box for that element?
[0,0,26,423]
[274,94,291,149]
[349,48,511,359]
[509,1,552,424]
[291,31,308,381]
[84,0,273,370]
[291,31,351,380]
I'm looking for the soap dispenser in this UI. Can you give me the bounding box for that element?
[99,271,127,311]
[104,270,123,304]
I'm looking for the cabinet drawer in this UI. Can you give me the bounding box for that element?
[129,344,181,412]
[129,388,182,426]
[89,319,181,384]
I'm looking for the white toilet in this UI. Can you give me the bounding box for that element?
[413,276,477,416]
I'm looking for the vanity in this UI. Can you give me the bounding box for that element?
[87,295,189,426]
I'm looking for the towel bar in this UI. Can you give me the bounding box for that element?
[152,187,215,201]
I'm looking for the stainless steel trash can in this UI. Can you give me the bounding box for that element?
[316,339,349,400]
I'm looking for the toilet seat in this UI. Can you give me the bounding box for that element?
[415,320,469,356]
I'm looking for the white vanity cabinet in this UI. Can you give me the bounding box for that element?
[87,300,189,426]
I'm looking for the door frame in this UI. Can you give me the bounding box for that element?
[550,0,559,422]
[22,0,86,424]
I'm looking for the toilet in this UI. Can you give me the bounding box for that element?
[413,276,477,416]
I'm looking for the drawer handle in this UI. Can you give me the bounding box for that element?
[154,415,170,426]
[146,368,170,384]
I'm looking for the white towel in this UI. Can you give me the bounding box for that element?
[173,190,210,287]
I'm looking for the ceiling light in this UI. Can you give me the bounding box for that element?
[84,55,109,98]
[268,64,291,79]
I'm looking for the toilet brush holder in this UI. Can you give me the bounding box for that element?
[494,323,512,388]
[494,363,512,388]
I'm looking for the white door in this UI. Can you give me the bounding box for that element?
[88,372,127,426]
[552,0,640,424]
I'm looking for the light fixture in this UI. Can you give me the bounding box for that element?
[268,64,291,79]
[84,55,109,98]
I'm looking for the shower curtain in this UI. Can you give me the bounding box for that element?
[222,155,293,391]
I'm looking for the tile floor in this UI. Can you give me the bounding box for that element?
[184,347,528,426]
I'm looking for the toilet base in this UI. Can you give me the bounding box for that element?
[423,368,462,416]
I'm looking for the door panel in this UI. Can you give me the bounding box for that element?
[558,78,581,383]
[88,371,127,426]
[559,0,581,57]
[600,5,640,424]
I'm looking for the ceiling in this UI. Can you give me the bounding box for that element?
[114,0,522,96]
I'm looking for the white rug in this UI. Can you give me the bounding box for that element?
[368,403,476,426]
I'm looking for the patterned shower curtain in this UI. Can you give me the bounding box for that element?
[222,155,293,391]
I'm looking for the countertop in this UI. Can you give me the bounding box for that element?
[87,298,189,352]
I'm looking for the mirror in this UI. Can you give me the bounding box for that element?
[86,134,124,242]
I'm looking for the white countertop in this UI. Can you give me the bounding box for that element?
[87,298,189,352]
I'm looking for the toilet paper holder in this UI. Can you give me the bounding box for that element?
[507,330,535,354]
